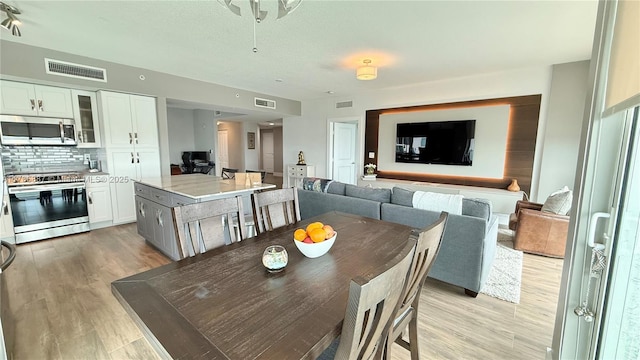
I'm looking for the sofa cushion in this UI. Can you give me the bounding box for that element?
[542,186,573,215]
[391,187,415,207]
[412,191,463,215]
[462,198,492,223]
[298,189,381,220]
[326,181,346,195]
[345,184,391,203]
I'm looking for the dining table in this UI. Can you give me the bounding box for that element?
[111,211,415,359]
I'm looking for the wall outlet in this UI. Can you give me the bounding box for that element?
[84,154,91,161]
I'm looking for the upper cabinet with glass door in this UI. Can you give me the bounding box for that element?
[71,90,101,148]
[0,80,73,118]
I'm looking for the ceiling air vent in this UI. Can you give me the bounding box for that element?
[45,58,107,82]
[336,100,353,109]
[254,97,276,109]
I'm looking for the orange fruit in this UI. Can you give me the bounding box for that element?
[294,229,307,242]
[306,222,324,234]
[309,228,327,243]
[322,225,335,239]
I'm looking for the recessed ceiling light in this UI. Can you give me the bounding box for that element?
[268,122,275,126]
[275,79,283,83]
[327,91,335,94]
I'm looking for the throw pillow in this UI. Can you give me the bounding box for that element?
[391,187,415,207]
[412,191,463,215]
[345,184,391,203]
[541,186,573,215]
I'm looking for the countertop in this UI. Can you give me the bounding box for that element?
[134,174,275,200]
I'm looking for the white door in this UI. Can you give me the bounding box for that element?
[108,150,137,224]
[332,122,357,184]
[100,91,134,147]
[130,95,159,148]
[0,80,37,116]
[553,1,640,358]
[262,132,275,173]
[34,85,73,118]
[136,149,162,180]
[87,184,113,224]
[218,130,229,174]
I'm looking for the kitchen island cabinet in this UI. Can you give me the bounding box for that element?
[134,174,275,260]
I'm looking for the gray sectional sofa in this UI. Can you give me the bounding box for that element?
[297,180,499,297]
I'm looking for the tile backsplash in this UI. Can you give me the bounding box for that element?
[1,146,104,173]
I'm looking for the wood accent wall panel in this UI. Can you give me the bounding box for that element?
[364,95,542,194]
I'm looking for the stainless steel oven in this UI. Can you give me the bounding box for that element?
[0,115,77,146]
[6,172,88,244]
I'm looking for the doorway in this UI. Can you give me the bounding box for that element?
[217,130,229,175]
[262,131,275,173]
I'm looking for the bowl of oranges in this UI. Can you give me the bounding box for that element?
[293,222,337,258]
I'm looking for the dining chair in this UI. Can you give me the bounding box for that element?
[221,167,238,179]
[319,238,417,360]
[388,211,448,360]
[172,196,246,259]
[246,169,266,182]
[252,187,301,234]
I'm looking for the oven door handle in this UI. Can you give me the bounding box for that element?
[8,183,85,194]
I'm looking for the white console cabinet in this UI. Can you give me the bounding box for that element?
[286,164,315,188]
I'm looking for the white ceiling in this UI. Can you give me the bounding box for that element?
[1,0,598,102]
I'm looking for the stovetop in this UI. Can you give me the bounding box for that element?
[5,172,85,186]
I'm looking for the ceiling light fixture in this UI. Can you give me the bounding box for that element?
[217,0,303,53]
[0,2,21,37]
[356,59,377,81]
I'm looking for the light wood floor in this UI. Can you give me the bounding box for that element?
[5,223,563,359]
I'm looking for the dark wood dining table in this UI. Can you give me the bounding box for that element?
[112,211,415,360]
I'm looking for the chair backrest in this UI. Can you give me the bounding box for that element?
[172,196,245,259]
[397,212,447,317]
[335,239,417,360]
[246,169,266,182]
[221,168,238,179]
[252,188,301,233]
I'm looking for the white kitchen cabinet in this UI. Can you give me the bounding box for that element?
[107,148,161,224]
[0,182,14,244]
[71,90,101,148]
[99,91,161,224]
[286,164,315,187]
[86,176,113,226]
[0,80,73,118]
[99,91,159,148]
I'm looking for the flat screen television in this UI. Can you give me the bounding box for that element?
[395,120,475,166]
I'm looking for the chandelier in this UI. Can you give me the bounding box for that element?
[217,0,303,52]
[0,1,21,37]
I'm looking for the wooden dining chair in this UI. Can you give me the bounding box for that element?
[319,238,417,360]
[246,169,266,182]
[388,211,448,360]
[221,167,238,179]
[252,187,301,234]
[172,196,246,259]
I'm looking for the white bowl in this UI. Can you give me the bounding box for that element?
[294,232,337,258]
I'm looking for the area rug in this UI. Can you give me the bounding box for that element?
[480,238,523,304]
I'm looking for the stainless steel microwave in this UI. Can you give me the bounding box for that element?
[0,115,77,146]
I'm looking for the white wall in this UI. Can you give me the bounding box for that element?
[536,61,590,200]
[243,122,260,171]
[378,105,509,178]
[193,109,217,160]
[167,108,196,165]
[284,66,554,200]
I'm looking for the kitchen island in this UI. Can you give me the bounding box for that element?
[134,174,275,260]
